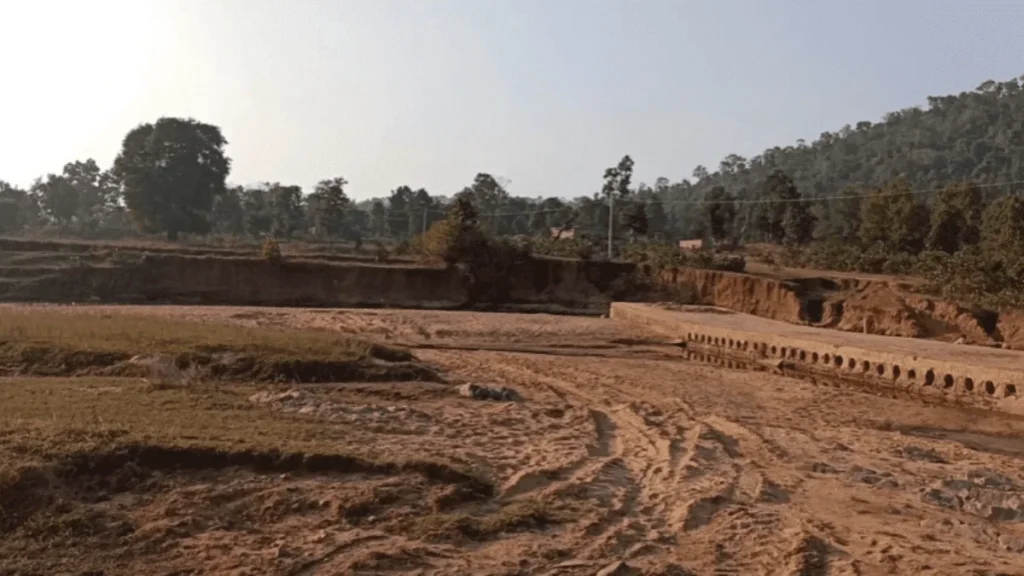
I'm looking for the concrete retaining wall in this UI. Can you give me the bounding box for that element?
[611,303,1024,415]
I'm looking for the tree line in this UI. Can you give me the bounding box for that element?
[1,75,1023,274]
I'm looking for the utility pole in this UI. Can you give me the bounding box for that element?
[421,202,428,237]
[607,192,614,259]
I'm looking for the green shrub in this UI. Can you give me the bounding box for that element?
[261,237,282,263]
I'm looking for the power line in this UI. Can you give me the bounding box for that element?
[416,178,1024,219]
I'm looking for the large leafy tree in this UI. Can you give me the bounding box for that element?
[813,186,862,243]
[32,174,79,234]
[387,186,413,239]
[410,188,432,237]
[645,196,669,240]
[755,169,800,243]
[927,182,984,253]
[241,187,272,238]
[0,181,38,234]
[211,186,245,235]
[703,186,737,244]
[309,177,350,240]
[860,180,930,254]
[981,195,1024,255]
[267,183,304,239]
[61,159,119,231]
[782,196,816,245]
[113,117,231,240]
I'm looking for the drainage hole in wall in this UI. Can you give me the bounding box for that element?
[907,369,917,380]
[944,374,957,389]
[876,363,885,376]
[984,380,996,396]
[833,355,844,368]
[811,352,819,363]
[1005,384,1018,398]
[892,365,901,379]
[799,350,807,361]
[924,369,935,386]
[823,354,831,365]
[861,360,871,373]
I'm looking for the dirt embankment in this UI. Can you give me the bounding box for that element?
[0,251,640,312]
[663,266,1024,349]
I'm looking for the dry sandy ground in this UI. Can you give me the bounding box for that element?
[7,305,1024,575]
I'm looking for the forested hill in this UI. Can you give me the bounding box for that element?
[655,75,1024,235]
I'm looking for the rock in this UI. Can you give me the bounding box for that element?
[999,534,1024,553]
[922,488,962,511]
[457,383,521,402]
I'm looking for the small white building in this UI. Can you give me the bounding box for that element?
[551,227,575,240]
[678,238,704,251]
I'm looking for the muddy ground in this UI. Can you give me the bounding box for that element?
[4,306,1024,575]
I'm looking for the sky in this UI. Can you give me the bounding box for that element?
[1,0,1022,201]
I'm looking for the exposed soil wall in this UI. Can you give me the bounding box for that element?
[661,267,821,324]
[0,253,640,312]
[661,265,1013,347]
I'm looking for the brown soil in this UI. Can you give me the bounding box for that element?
[5,306,1024,574]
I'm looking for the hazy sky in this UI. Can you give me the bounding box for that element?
[1,0,1022,200]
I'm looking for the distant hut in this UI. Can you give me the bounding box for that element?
[677,238,704,251]
[551,227,575,240]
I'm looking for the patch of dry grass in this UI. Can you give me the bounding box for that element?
[0,306,401,361]
[0,307,435,382]
[0,377,373,459]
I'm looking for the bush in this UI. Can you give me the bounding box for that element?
[261,237,282,263]
[420,218,489,265]
[374,242,390,263]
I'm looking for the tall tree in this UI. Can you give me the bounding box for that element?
[411,188,432,237]
[755,169,801,243]
[860,180,930,253]
[782,196,816,245]
[601,155,635,251]
[241,187,273,238]
[387,186,413,239]
[646,196,669,240]
[0,181,37,234]
[370,200,387,238]
[981,195,1024,255]
[927,182,984,253]
[267,183,305,239]
[703,186,737,244]
[622,202,648,238]
[113,117,231,240]
[211,185,245,235]
[33,174,79,234]
[61,159,118,231]
[814,186,862,243]
[309,177,350,240]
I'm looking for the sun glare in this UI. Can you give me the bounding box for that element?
[0,0,157,183]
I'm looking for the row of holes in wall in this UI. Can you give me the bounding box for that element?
[686,332,1018,399]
